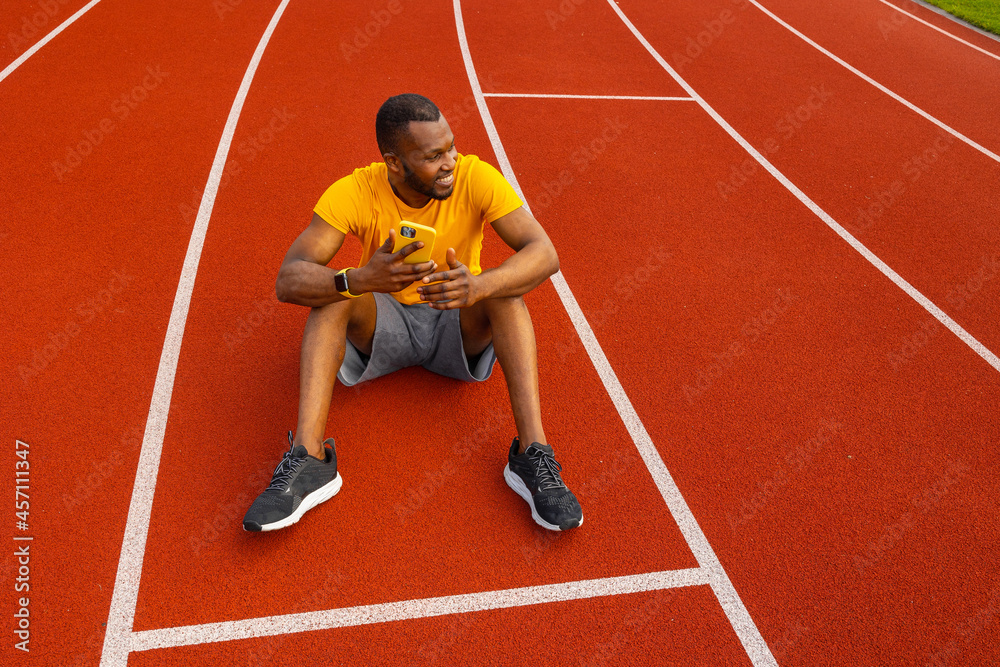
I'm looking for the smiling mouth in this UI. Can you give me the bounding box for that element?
[436,173,454,187]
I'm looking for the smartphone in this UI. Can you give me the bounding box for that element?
[392,221,436,264]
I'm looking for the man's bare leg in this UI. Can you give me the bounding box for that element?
[465,295,583,530]
[461,295,544,453]
[243,295,375,531]
[293,293,377,458]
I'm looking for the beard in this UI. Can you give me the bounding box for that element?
[402,160,454,201]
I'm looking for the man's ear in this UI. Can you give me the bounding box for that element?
[384,153,401,174]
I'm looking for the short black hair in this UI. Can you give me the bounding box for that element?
[375,94,441,156]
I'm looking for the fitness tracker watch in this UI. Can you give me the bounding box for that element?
[335,268,362,298]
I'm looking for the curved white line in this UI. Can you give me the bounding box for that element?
[483,93,695,100]
[746,0,1000,163]
[881,0,1000,61]
[99,2,293,665]
[605,0,1000,375]
[452,2,777,666]
[0,0,103,85]
[893,0,1000,51]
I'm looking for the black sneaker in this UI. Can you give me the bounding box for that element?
[243,432,342,532]
[504,438,583,531]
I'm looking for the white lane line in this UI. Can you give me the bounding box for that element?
[483,93,695,100]
[130,569,709,651]
[747,0,1000,164]
[454,1,776,665]
[899,0,1000,47]
[606,5,1000,375]
[878,0,1000,60]
[881,0,1000,60]
[0,0,102,85]
[98,1,293,665]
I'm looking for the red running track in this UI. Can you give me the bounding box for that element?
[1,0,998,664]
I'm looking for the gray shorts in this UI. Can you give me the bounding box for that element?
[337,292,497,386]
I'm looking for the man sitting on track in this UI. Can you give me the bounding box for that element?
[242,93,583,534]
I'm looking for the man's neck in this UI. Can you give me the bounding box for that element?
[388,176,430,209]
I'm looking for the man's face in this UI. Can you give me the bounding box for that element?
[390,116,458,204]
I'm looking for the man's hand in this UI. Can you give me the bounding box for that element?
[354,229,438,294]
[417,248,483,309]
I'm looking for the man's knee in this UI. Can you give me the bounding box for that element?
[303,297,372,359]
[309,293,372,325]
[467,295,527,332]
[345,293,377,354]
[304,301,348,340]
[483,294,527,318]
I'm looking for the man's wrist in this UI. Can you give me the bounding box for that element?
[469,269,493,301]
[346,267,367,295]
[335,267,363,298]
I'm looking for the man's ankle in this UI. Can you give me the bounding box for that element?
[515,436,546,455]
[292,434,324,459]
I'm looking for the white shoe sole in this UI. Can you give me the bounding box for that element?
[255,473,343,532]
[504,465,583,532]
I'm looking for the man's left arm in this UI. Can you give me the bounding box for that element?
[416,206,559,309]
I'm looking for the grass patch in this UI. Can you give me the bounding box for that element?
[921,0,1000,37]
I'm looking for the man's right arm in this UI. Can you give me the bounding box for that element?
[275,213,352,307]
[276,213,438,307]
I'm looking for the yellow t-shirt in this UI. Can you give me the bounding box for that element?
[314,153,523,305]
